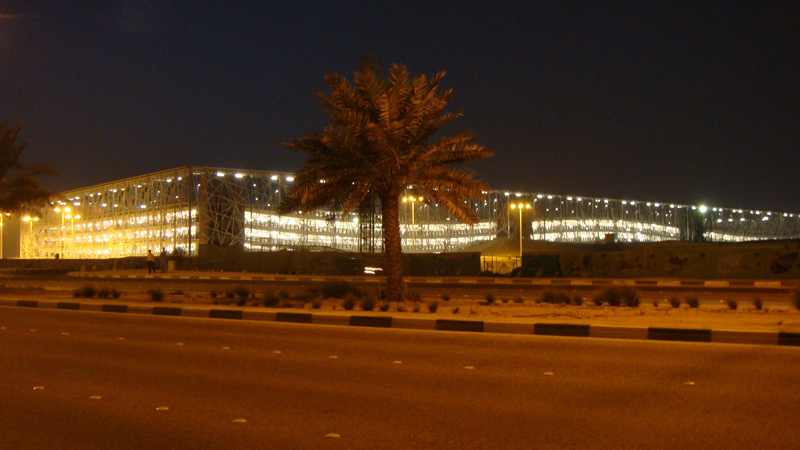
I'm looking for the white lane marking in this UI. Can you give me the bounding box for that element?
[273,350,282,354]
[116,337,125,341]
[464,366,474,370]
[221,346,230,350]
[30,329,36,332]
[325,433,341,439]
[329,355,338,359]
[156,406,169,411]
[33,386,44,390]
[684,381,695,386]
[543,372,554,376]
[62,332,70,336]
[233,418,247,423]
[175,343,184,346]
[90,396,102,400]
[393,361,402,364]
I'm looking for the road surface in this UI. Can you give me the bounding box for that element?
[2,307,799,449]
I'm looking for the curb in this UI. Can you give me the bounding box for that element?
[2,299,798,348]
[64,272,798,290]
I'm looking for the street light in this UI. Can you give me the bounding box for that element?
[0,213,7,259]
[509,202,531,262]
[22,216,39,258]
[402,195,424,252]
[54,206,71,257]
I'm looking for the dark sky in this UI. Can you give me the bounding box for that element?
[2,1,798,212]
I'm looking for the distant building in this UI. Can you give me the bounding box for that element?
[22,166,800,259]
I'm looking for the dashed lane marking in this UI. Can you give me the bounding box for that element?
[156,406,169,411]
[326,433,341,439]
[233,419,247,423]
[393,361,402,364]
[33,386,44,390]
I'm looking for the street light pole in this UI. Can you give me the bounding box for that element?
[402,196,424,252]
[510,202,531,265]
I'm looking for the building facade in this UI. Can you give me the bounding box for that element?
[21,166,800,259]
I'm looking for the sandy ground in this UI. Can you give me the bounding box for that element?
[2,279,799,332]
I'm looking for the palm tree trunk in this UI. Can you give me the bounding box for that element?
[381,193,404,302]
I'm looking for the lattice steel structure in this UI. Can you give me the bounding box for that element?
[21,166,800,259]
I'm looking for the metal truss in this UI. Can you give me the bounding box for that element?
[23,166,800,259]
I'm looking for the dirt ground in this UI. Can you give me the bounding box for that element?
[2,281,799,333]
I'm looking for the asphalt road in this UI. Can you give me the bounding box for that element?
[2,307,800,449]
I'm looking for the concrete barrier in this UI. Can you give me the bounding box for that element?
[711,330,778,346]
[311,314,350,326]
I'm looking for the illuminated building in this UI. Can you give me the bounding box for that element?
[21,166,800,259]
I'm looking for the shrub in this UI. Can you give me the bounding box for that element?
[360,298,376,312]
[110,288,121,298]
[72,288,82,298]
[513,296,524,304]
[81,285,97,298]
[571,295,583,306]
[727,299,738,310]
[501,298,509,303]
[263,292,279,307]
[685,296,700,308]
[452,306,460,314]
[148,289,164,302]
[98,287,111,298]
[428,301,439,313]
[753,298,763,310]
[406,290,422,302]
[484,292,496,305]
[279,290,290,299]
[225,291,234,299]
[440,293,451,302]
[311,300,322,309]
[236,297,247,307]
[413,306,420,313]
[210,290,218,298]
[379,302,390,312]
[322,281,360,299]
[794,291,800,310]
[592,295,604,306]
[233,286,249,300]
[652,300,659,308]
[397,305,407,313]
[342,295,357,311]
[668,297,681,308]
[171,290,184,296]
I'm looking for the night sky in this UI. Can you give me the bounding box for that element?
[2,1,798,212]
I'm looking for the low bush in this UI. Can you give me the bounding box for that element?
[413,306,420,313]
[727,299,738,310]
[513,296,524,304]
[794,291,800,310]
[311,300,322,310]
[210,290,218,298]
[484,292,496,305]
[342,295,357,311]
[236,297,247,307]
[110,288,121,298]
[225,291,235,299]
[322,281,360,299]
[233,286,249,301]
[502,298,509,303]
[452,306,460,314]
[72,288,82,298]
[668,297,681,309]
[263,292,279,307]
[279,290,290,299]
[440,293,451,302]
[428,301,439,313]
[685,296,700,308]
[541,290,569,304]
[360,298,376,312]
[81,285,97,298]
[98,287,111,299]
[379,302,390,312]
[592,295,603,306]
[652,300,659,308]
[148,289,164,302]
[753,298,763,310]
[397,305,407,313]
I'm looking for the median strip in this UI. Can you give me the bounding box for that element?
[2,300,795,347]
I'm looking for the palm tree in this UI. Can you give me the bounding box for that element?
[0,121,57,213]
[280,62,493,301]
